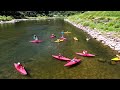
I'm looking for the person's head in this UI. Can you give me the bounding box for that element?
[18,62,20,65]
[83,50,87,54]
[59,53,61,55]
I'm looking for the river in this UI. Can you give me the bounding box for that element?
[0,19,119,79]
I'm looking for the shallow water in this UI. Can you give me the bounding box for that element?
[0,19,119,79]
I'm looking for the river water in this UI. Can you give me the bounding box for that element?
[0,19,119,79]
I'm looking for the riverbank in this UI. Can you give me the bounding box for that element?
[64,19,120,53]
[0,17,63,24]
[0,18,47,24]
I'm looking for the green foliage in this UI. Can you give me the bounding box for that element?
[0,11,83,21]
[67,11,120,32]
[0,15,14,21]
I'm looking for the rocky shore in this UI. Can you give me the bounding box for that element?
[64,19,120,53]
[0,17,62,24]
[0,19,41,24]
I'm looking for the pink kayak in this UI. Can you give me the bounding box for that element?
[52,55,71,61]
[60,37,66,40]
[29,40,42,43]
[64,59,81,66]
[14,63,27,75]
[50,35,56,38]
[76,52,95,57]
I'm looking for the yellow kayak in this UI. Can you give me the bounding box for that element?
[73,37,78,41]
[64,31,71,34]
[111,57,120,61]
[54,39,63,42]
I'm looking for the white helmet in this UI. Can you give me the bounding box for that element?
[18,62,20,65]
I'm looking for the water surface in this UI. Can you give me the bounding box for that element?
[0,19,119,79]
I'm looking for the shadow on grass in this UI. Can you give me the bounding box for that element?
[25,68,32,77]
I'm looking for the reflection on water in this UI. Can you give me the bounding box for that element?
[0,19,119,79]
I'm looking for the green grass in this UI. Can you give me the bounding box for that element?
[67,11,120,33]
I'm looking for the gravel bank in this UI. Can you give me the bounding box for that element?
[64,19,120,53]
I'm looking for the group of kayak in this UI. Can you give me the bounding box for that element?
[13,51,95,75]
[29,31,78,43]
[51,31,79,42]
[51,31,94,66]
[14,31,80,75]
[14,31,120,75]
[52,50,95,67]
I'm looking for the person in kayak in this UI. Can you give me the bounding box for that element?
[60,35,66,40]
[58,53,62,59]
[51,34,56,37]
[17,62,23,69]
[82,50,87,54]
[71,57,77,62]
[61,35,64,39]
[33,35,38,40]
[51,34,56,38]
[61,31,64,35]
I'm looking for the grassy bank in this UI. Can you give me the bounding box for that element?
[0,15,50,21]
[67,11,120,33]
[0,15,64,21]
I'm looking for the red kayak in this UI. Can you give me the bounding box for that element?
[76,52,95,57]
[14,63,27,75]
[64,59,81,66]
[29,40,42,43]
[50,35,56,38]
[60,37,66,40]
[52,55,71,61]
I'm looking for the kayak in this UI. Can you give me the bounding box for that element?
[14,63,27,75]
[29,40,42,43]
[50,35,56,38]
[111,57,120,61]
[60,37,66,40]
[52,55,71,61]
[64,59,81,66]
[73,37,78,41]
[54,39,63,42]
[76,52,95,57]
[64,31,71,34]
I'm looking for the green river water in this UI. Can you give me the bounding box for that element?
[0,19,119,79]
